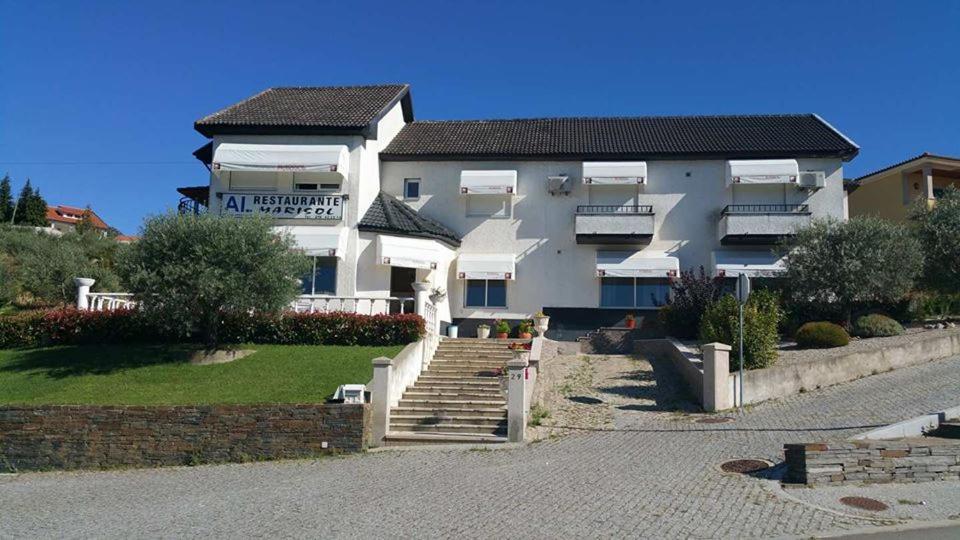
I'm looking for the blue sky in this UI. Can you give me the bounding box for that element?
[2,0,958,234]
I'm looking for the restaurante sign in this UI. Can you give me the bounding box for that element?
[220,193,344,220]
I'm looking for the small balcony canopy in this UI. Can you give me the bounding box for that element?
[712,250,786,278]
[596,250,679,278]
[376,234,448,270]
[213,143,349,179]
[460,170,517,194]
[582,162,647,185]
[726,159,799,186]
[281,226,348,258]
[456,254,516,280]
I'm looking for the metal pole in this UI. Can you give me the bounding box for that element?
[739,303,744,413]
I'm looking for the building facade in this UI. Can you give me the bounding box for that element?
[848,152,960,223]
[187,84,858,338]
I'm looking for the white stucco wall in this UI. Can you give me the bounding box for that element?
[381,157,845,319]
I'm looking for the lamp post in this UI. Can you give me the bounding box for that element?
[735,273,751,413]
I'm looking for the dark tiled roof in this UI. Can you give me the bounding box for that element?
[381,114,858,161]
[359,192,461,247]
[851,152,960,182]
[195,84,412,137]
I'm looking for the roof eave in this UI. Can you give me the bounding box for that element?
[356,224,461,248]
[379,149,859,162]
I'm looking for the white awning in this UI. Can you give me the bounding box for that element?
[582,162,648,185]
[596,250,679,278]
[281,226,347,258]
[460,170,517,195]
[712,250,786,278]
[726,159,799,185]
[213,143,349,178]
[456,254,516,280]
[376,235,446,270]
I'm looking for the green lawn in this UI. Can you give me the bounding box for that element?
[0,344,402,406]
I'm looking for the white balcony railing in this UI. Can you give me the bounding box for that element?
[82,292,414,316]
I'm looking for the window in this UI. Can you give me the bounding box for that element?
[228,171,276,191]
[403,178,420,200]
[294,182,341,192]
[300,257,337,295]
[599,278,669,308]
[465,279,507,308]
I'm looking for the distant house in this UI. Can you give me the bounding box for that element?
[848,153,960,222]
[45,205,111,235]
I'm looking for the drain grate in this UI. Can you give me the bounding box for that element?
[697,417,734,424]
[720,459,770,474]
[839,496,889,512]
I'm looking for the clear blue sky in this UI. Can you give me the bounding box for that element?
[2,0,958,234]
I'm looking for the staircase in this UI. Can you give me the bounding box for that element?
[383,338,526,446]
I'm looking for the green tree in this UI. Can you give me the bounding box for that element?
[0,174,14,223]
[781,217,922,325]
[118,213,309,348]
[13,179,48,227]
[911,186,960,294]
[74,206,97,235]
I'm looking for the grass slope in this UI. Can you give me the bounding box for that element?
[0,344,401,406]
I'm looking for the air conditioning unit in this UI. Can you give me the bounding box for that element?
[797,171,825,190]
[547,175,572,195]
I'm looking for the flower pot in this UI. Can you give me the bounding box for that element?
[477,326,491,339]
[625,319,636,329]
[533,315,550,336]
[519,332,532,339]
[497,332,509,339]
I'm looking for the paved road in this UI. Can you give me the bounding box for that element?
[2,355,959,539]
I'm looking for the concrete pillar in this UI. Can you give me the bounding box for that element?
[702,342,732,412]
[507,356,528,442]
[923,166,935,201]
[370,356,393,446]
[411,281,430,316]
[74,277,96,310]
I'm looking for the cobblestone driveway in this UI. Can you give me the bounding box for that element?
[2,355,959,539]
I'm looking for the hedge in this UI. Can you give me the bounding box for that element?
[0,309,425,349]
[795,321,850,349]
[852,314,904,338]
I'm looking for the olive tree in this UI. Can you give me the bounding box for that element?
[911,186,960,294]
[781,217,922,325]
[118,213,310,348]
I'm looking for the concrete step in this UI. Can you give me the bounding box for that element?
[382,431,508,446]
[402,390,504,401]
[389,422,506,435]
[393,406,506,418]
[409,384,503,393]
[427,362,508,370]
[391,415,506,427]
[424,368,503,376]
[417,374,501,383]
[398,398,506,408]
[442,338,530,343]
[433,352,513,359]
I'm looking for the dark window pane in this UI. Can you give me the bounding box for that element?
[313,257,337,295]
[600,277,634,307]
[486,280,507,307]
[465,280,486,306]
[405,180,420,199]
[636,280,669,308]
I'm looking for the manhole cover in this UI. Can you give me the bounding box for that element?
[697,417,734,424]
[720,459,770,474]
[839,496,889,512]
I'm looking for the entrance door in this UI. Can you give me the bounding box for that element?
[389,266,417,313]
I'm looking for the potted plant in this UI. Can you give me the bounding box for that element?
[533,310,550,336]
[477,323,491,339]
[508,341,531,360]
[624,313,636,329]
[495,319,511,339]
[517,320,533,339]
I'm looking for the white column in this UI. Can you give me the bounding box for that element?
[923,166,935,201]
[702,342,732,412]
[507,356,528,442]
[370,356,393,446]
[411,281,430,316]
[74,277,96,310]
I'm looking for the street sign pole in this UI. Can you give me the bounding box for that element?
[738,302,744,413]
[736,273,751,414]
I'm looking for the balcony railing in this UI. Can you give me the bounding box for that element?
[576,205,654,214]
[721,204,810,215]
[178,197,206,215]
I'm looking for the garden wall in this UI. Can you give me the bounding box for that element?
[0,403,369,471]
[784,439,960,486]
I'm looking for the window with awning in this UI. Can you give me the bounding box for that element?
[726,159,799,185]
[456,254,515,280]
[460,170,517,194]
[582,162,648,185]
[213,143,350,180]
[280,226,347,258]
[376,235,447,270]
[596,250,679,278]
[711,250,786,278]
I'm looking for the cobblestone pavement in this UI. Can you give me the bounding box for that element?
[2,355,960,539]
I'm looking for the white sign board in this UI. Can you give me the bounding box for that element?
[219,193,343,220]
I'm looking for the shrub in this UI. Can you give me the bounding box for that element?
[795,322,850,349]
[911,186,960,294]
[852,314,904,338]
[495,320,510,334]
[782,217,922,325]
[118,213,310,348]
[659,266,725,339]
[0,310,45,348]
[909,290,960,320]
[698,289,782,371]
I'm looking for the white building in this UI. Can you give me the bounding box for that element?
[186,84,858,339]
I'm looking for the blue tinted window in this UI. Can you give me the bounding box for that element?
[465,280,487,307]
[313,257,337,294]
[601,278,670,307]
[486,280,507,307]
[600,277,634,307]
[465,279,507,307]
[636,280,669,307]
[404,178,420,199]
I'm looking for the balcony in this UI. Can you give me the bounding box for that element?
[575,205,655,245]
[719,204,811,245]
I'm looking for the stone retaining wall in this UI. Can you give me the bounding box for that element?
[0,403,369,472]
[784,439,960,486]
